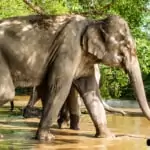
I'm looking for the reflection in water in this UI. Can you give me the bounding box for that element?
[0,97,150,150]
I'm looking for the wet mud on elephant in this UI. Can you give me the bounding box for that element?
[0,14,149,141]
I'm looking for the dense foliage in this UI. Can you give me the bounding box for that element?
[0,0,150,100]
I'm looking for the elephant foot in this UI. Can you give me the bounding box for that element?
[36,129,55,141]
[70,114,80,130]
[95,125,115,138]
[23,106,42,118]
[57,118,63,129]
[57,116,69,129]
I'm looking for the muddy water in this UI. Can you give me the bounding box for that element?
[0,96,150,150]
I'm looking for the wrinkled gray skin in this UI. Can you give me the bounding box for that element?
[0,14,149,141]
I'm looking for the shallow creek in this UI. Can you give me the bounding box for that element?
[0,96,149,150]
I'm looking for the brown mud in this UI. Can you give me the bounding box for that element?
[0,96,149,150]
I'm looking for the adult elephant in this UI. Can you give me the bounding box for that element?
[22,64,126,130]
[0,14,149,141]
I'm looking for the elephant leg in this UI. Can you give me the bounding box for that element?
[26,87,39,108]
[67,86,80,130]
[10,101,14,111]
[57,86,80,130]
[36,56,76,141]
[0,53,15,106]
[23,87,41,118]
[57,100,70,129]
[74,74,115,138]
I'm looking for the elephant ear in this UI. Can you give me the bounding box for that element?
[81,25,106,60]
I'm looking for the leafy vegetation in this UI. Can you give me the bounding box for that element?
[0,0,150,100]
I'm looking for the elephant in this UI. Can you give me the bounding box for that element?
[22,64,126,129]
[0,14,149,141]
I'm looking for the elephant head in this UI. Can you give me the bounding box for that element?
[82,15,150,120]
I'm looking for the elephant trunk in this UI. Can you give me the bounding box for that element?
[127,57,150,120]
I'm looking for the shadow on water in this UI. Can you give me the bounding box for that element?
[0,97,150,149]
